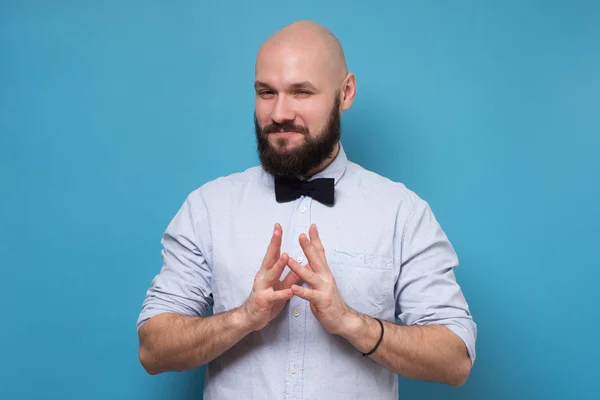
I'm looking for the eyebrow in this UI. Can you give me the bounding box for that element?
[254,81,319,92]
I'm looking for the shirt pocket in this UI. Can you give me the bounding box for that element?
[327,250,394,317]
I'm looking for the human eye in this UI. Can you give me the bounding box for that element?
[258,90,275,99]
[295,89,312,97]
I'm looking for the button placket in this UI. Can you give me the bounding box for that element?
[284,197,311,400]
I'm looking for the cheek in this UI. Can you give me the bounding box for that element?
[255,100,272,125]
[299,104,330,131]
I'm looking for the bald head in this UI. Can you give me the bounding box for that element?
[256,20,348,86]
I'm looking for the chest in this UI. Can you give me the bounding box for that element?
[208,196,399,317]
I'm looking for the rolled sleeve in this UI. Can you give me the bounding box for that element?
[137,191,214,331]
[395,197,477,363]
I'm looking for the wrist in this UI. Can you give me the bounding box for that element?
[232,304,255,335]
[338,310,382,355]
[337,307,365,339]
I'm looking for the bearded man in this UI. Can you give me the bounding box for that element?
[137,20,476,400]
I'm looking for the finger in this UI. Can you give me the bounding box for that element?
[291,284,321,303]
[264,253,289,285]
[287,258,324,289]
[308,225,327,260]
[280,269,300,289]
[262,223,282,270]
[309,225,331,273]
[265,288,294,303]
[298,232,325,273]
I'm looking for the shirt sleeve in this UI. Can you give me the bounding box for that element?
[394,196,477,364]
[136,190,214,331]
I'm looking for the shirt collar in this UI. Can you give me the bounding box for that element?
[307,141,348,186]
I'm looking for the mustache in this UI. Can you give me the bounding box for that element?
[262,121,309,135]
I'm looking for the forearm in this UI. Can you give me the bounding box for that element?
[138,308,252,375]
[339,311,472,386]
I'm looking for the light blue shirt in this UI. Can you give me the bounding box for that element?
[137,143,476,399]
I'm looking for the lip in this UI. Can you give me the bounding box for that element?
[270,131,303,138]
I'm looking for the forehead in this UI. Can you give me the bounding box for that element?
[255,42,330,89]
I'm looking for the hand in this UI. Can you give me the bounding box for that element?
[286,224,352,335]
[241,223,300,332]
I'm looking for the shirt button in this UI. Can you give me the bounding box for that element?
[296,256,304,263]
[293,309,300,317]
[290,366,297,374]
[299,205,307,213]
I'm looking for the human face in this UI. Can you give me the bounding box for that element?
[254,43,342,176]
[255,95,341,177]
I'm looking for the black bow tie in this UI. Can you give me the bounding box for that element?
[274,176,335,206]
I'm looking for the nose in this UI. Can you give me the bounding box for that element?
[270,95,295,124]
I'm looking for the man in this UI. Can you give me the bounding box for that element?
[137,20,476,399]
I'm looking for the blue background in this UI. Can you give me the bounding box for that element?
[1,1,599,399]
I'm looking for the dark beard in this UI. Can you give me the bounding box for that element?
[254,96,341,178]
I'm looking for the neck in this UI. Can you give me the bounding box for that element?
[304,142,340,178]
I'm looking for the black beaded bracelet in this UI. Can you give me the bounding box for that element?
[362,317,384,356]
